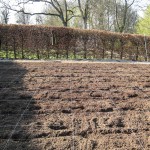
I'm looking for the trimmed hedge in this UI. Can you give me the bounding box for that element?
[0,24,150,61]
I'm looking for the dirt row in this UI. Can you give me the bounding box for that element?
[0,61,150,150]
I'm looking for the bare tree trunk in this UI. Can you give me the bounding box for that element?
[1,8,9,24]
[115,0,135,33]
[83,17,88,29]
[78,0,90,29]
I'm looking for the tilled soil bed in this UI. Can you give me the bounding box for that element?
[0,61,150,150]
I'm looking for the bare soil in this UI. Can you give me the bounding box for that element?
[0,61,150,150]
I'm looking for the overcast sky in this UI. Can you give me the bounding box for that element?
[1,0,150,24]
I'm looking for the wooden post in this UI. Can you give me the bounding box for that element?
[5,42,8,59]
[120,47,123,60]
[84,41,87,59]
[74,48,76,59]
[47,47,50,59]
[37,49,40,59]
[56,49,59,59]
[102,48,105,59]
[136,44,139,61]
[0,40,1,51]
[51,30,55,46]
[144,34,148,62]
[21,36,24,59]
[13,38,17,59]
[102,40,105,59]
[111,42,115,59]
[120,40,123,60]
[66,49,69,59]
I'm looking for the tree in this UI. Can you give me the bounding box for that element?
[89,0,115,30]
[0,0,141,33]
[42,0,77,27]
[82,0,137,32]
[124,7,138,33]
[43,4,66,26]
[77,0,90,29]
[0,7,9,24]
[115,0,136,33]
[16,8,31,24]
[1,0,77,27]
[35,15,43,25]
[44,14,63,26]
[136,5,150,35]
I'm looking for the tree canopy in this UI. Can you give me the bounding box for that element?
[136,5,150,35]
[0,0,148,34]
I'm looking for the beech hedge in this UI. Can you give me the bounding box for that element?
[0,24,149,61]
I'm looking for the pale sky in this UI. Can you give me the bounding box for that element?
[1,0,150,24]
[0,0,45,24]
